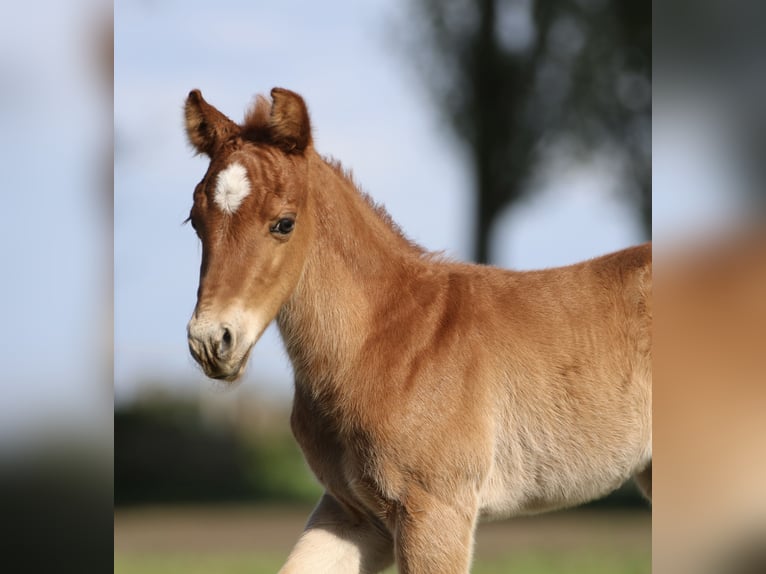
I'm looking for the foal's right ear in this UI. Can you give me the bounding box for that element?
[269,88,312,153]
[184,89,238,156]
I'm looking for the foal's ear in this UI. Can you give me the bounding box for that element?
[269,88,312,153]
[184,89,239,156]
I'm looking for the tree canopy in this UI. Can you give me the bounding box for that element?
[407,0,651,262]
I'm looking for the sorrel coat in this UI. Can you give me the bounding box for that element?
[183,87,652,574]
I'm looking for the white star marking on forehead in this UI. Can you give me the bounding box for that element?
[214,162,251,214]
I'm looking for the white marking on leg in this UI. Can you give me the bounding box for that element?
[214,162,251,214]
[280,528,364,574]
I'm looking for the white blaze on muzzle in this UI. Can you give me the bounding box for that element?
[214,161,251,214]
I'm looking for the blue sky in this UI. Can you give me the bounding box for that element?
[114,1,649,403]
[0,0,754,448]
[0,0,108,442]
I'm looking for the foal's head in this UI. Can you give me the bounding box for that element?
[184,88,313,381]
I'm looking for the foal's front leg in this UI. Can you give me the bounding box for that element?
[394,489,479,574]
[279,492,393,574]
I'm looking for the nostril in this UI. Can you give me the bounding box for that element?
[221,327,232,353]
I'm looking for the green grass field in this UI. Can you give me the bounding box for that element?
[115,505,650,573]
[114,552,651,574]
[115,549,650,574]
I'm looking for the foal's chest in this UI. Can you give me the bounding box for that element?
[289,387,400,526]
[290,390,367,496]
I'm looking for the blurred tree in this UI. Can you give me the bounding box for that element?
[407,0,650,263]
[115,395,321,505]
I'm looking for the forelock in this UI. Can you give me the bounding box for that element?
[241,94,272,143]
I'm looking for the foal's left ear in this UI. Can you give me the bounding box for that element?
[269,88,312,153]
[184,89,239,156]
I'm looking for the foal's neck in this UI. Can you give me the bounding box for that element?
[277,153,424,388]
[310,154,421,273]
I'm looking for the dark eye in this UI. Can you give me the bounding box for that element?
[271,218,295,235]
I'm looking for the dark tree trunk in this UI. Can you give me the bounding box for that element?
[475,166,493,265]
[473,0,496,265]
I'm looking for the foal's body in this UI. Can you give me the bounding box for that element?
[183,88,651,573]
[281,157,651,573]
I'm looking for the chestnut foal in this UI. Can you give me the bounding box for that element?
[183,87,651,574]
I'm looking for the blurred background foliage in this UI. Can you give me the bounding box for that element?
[115,390,321,506]
[406,0,650,262]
